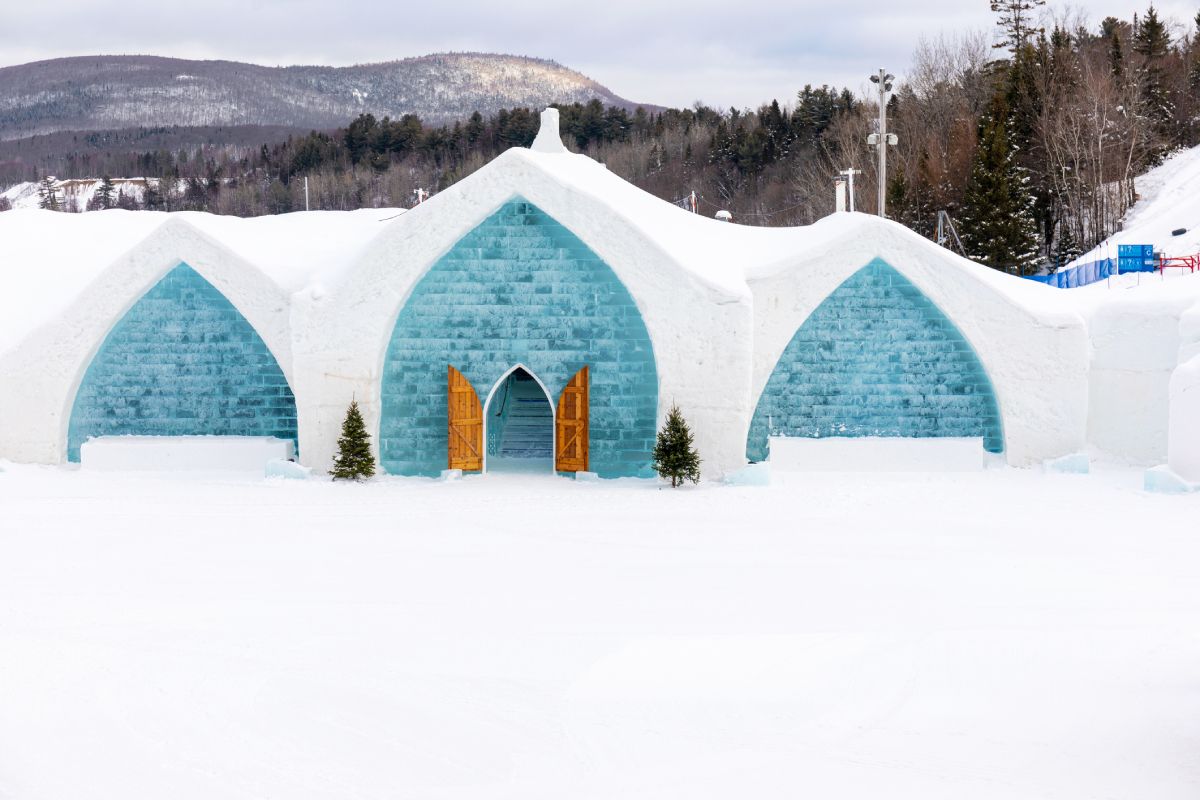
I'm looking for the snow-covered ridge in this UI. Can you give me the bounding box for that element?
[0,53,648,140]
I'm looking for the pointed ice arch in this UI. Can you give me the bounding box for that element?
[67,263,298,461]
[747,259,1004,462]
[379,198,658,478]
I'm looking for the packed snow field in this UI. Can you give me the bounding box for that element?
[1,463,1198,799]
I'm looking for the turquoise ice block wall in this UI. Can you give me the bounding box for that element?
[380,198,658,477]
[747,259,1003,461]
[67,263,298,461]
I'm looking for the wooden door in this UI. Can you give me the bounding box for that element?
[555,366,589,473]
[447,365,482,471]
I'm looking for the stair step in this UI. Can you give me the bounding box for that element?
[493,371,555,461]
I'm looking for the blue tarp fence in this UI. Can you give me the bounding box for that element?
[1025,258,1117,288]
[1025,244,1159,289]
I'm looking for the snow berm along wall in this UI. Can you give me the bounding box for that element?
[0,108,1112,475]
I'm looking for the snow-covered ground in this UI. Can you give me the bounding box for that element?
[2,463,1198,799]
[1073,145,1200,265]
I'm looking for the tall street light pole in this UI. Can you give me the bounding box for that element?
[867,68,896,219]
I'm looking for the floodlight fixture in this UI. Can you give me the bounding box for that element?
[869,68,896,218]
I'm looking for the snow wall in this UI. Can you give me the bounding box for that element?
[746,218,1090,468]
[0,218,295,465]
[67,263,298,461]
[0,120,1102,475]
[747,260,1003,462]
[1167,302,1200,481]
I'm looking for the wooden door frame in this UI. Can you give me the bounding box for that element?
[480,363,556,475]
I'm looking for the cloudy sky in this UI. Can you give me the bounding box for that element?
[1,1,1196,108]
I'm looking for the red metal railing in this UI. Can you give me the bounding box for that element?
[1158,254,1199,273]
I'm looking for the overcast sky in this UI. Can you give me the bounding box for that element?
[1,1,1197,109]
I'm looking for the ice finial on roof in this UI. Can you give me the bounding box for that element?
[530,107,568,154]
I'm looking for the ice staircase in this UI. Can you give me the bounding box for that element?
[497,373,553,459]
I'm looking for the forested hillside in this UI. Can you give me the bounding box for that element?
[5,3,1200,275]
[0,53,645,139]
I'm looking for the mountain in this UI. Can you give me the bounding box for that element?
[0,53,652,141]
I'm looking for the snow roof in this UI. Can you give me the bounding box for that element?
[0,207,398,356]
[6,108,1192,356]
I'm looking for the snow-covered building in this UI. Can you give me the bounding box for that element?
[3,108,1196,480]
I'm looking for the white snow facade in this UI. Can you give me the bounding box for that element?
[2,109,1196,478]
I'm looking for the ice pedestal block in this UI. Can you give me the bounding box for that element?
[747,260,1003,462]
[380,199,658,478]
[767,436,984,472]
[1144,464,1200,494]
[724,463,771,486]
[265,458,311,480]
[1045,452,1091,474]
[67,263,298,461]
[80,435,294,471]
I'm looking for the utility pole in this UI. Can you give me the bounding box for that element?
[838,168,862,212]
[867,68,897,218]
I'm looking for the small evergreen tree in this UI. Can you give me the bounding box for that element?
[652,404,701,488]
[330,400,376,480]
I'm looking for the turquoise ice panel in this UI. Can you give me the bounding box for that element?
[380,198,658,477]
[747,259,1003,461]
[67,263,298,461]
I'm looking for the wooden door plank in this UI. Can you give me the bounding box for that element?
[555,365,589,473]
[447,365,482,471]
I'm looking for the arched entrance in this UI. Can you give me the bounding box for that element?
[483,366,555,474]
[379,198,657,478]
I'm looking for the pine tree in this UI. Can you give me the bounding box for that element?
[330,400,376,480]
[958,102,1041,275]
[143,180,163,210]
[990,0,1047,55]
[1134,4,1174,140]
[652,404,701,488]
[1110,29,1125,77]
[37,177,60,211]
[1050,222,1082,272]
[94,175,116,210]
